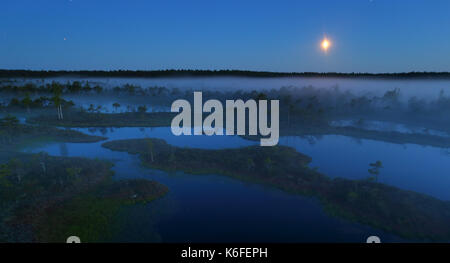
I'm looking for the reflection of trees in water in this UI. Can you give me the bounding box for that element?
[99,127,108,135]
[350,137,363,145]
[303,135,322,145]
[283,135,324,146]
[440,148,450,156]
[59,143,68,157]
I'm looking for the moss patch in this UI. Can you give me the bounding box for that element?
[0,153,168,242]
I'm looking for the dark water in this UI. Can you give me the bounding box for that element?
[21,127,413,242]
[279,135,450,201]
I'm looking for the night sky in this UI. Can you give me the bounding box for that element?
[1,0,449,72]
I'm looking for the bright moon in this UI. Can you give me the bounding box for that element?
[321,38,331,51]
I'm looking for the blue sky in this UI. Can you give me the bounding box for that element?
[1,0,449,72]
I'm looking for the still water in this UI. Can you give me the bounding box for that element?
[24,126,447,242]
[280,135,450,201]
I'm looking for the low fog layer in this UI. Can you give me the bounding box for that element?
[3,77,450,134]
[2,76,450,100]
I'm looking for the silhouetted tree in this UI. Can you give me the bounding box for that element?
[22,93,32,113]
[368,160,383,182]
[52,84,64,120]
[112,102,121,112]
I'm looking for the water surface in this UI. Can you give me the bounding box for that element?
[22,127,403,242]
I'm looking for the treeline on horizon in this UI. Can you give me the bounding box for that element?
[1,69,450,79]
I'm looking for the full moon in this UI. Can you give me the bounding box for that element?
[321,38,331,52]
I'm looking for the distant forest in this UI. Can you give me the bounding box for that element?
[1,69,450,79]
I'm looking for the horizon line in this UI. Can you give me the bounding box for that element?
[1,69,450,79]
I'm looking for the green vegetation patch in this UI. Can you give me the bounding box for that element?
[28,111,176,127]
[34,179,168,243]
[0,116,106,151]
[0,153,168,242]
